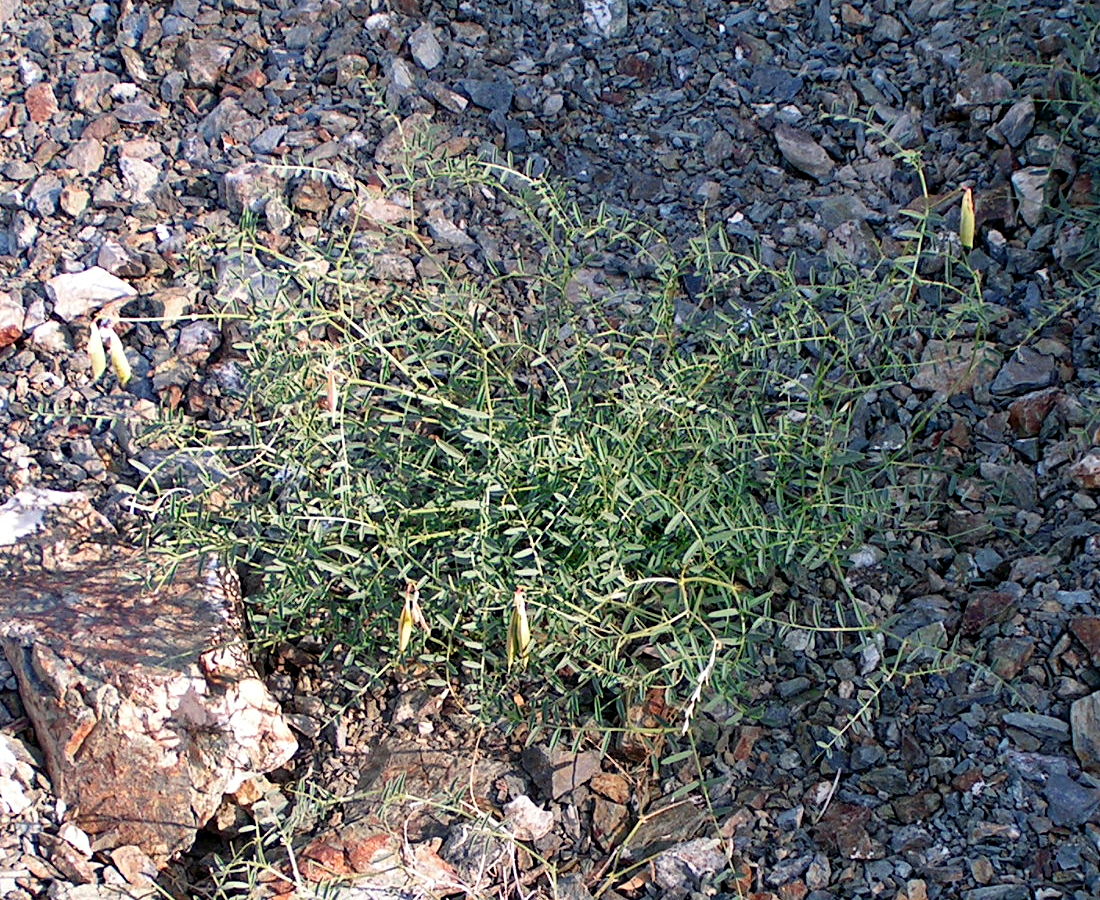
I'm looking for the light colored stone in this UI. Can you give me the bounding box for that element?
[45,267,137,322]
[0,291,24,348]
[352,189,412,228]
[582,0,629,38]
[374,112,436,166]
[221,163,287,216]
[0,489,297,862]
[66,138,106,176]
[503,794,554,841]
[774,123,834,181]
[408,23,444,70]
[119,157,161,204]
[60,185,90,217]
[1012,166,1050,228]
[653,838,727,891]
[1068,452,1100,490]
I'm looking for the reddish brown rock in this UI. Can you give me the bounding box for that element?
[960,590,1017,635]
[276,825,460,899]
[1072,692,1100,772]
[24,83,59,123]
[893,789,942,824]
[1007,388,1060,437]
[0,489,297,863]
[816,802,882,859]
[1070,617,1100,664]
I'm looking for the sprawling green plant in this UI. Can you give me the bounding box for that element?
[130,150,981,727]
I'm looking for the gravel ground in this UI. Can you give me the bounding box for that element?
[1,0,1099,898]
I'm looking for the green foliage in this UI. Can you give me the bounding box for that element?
[133,152,978,726]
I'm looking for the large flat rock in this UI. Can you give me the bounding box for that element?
[0,489,296,862]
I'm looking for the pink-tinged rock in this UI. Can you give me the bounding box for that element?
[0,489,297,863]
[0,291,24,348]
[911,340,1002,396]
[45,266,137,322]
[24,82,59,123]
[178,40,233,88]
[221,163,287,216]
[1068,452,1100,490]
[351,188,412,228]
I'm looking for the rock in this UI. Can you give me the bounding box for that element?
[1072,692,1100,771]
[177,320,222,364]
[1043,773,1100,827]
[179,40,232,88]
[556,874,596,900]
[987,637,1034,680]
[521,745,602,799]
[45,267,138,322]
[582,0,629,39]
[60,185,90,217]
[991,347,1056,395]
[0,489,297,862]
[297,825,459,895]
[425,209,476,250]
[108,845,157,888]
[1011,167,1050,228]
[1071,617,1100,663]
[97,240,145,278]
[995,98,1035,147]
[24,81,59,123]
[774,124,834,181]
[1068,452,1100,490]
[440,816,508,886]
[222,163,287,216]
[0,0,19,26]
[652,838,727,891]
[592,795,631,851]
[817,802,882,859]
[408,24,444,70]
[458,78,513,112]
[372,253,417,282]
[113,100,164,124]
[119,157,161,205]
[66,138,106,176]
[0,732,36,816]
[374,112,436,166]
[1007,388,1059,436]
[28,174,62,217]
[813,194,872,229]
[503,795,554,841]
[622,796,708,860]
[911,340,1001,396]
[893,790,942,824]
[1002,712,1070,742]
[954,72,1013,107]
[351,189,411,228]
[0,291,24,348]
[291,178,329,213]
